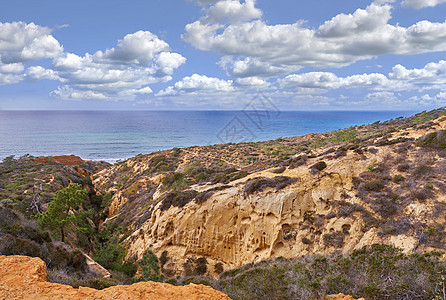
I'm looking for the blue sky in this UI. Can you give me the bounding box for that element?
[0,0,446,110]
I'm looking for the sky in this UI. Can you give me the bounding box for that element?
[0,0,446,110]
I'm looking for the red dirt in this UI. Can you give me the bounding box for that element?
[34,155,86,166]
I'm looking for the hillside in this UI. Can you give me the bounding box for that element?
[1,108,446,299]
[94,109,446,274]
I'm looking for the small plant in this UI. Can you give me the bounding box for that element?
[393,174,405,183]
[163,172,190,190]
[311,161,327,172]
[364,179,385,192]
[368,164,378,172]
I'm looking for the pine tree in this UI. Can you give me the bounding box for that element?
[35,183,86,242]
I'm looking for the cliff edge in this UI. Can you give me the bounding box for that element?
[0,255,230,300]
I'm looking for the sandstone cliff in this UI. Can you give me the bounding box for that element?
[93,110,446,278]
[0,255,230,300]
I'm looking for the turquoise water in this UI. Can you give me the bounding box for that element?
[0,110,415,162]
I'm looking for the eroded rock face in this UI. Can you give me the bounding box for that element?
[0,255,230,300]
[94,116,446,277]
[123,150,382,276]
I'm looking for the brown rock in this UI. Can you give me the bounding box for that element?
[0,255,231,300]
[324,294,366,300]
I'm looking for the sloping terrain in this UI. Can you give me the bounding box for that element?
[2,109,446,299]
[0,155,111,284]
[93,109,446,281]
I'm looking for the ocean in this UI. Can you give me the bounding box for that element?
[0,110,416,163]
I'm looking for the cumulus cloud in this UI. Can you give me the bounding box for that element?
[278,59,446,96]
[156,73,234,96]
[365,91,397,101]
[0,73,23,85]
[408,92,446,106]
[50,31,186,100]
[0,22,186,99]
[235,76,269,87]
[279,71,407,93]
[183,2,446,77]
[389,60,446,85]
[203,0,262,24]
[0,21,63,85]
[0,22,62,63]
[26,66,60,81]
[402,0,446,9]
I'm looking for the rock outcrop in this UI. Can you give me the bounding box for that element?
[0,255,231,300]
[94,113,446,277]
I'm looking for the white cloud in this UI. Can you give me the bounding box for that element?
[50,31,186,100]
[0,21,63,85]
[365,91,397,101]
[235,76,269,87]
[0,73,23,85]
[50,86,108,100]
[279,71,407,92]
[93,31,170,66]
[408,92,446,106]
[389,60,446,85]
[203,0,262,24]
[402,0,446,9]
[0,62,24,74]
[0,21,62,63]
[190,0,220,6]
[157,73,234,96]
[26,66,60,81]
[183,3,446,78]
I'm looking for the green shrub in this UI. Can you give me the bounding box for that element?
[311,161,327,172]
[160,190,198,211]
[368,164,378,172]
[136,250,164,282]
[244,176,296,196]
[79,278,117,290]
[413,165,434,178]
[271,166,286,174]
[393,174,405,183]
[364,179,385,192]
[165,278,178,285]
[163,173,190,190]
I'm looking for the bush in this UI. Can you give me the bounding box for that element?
[163,173,190,190]
[160,190,198,211]
[417,130,446,150]
[165,278,178,285]
[393,174,405,183]
[215,262,224,275]
[397,163,410,172]
[271,166,286,174]
[195,257,208,275]
[364,179,385,192]
[244,176,297,196]
[79,278,117,290]
[311,161,327,172]
[136,250,164,282]
[323,232,344,247]
[413,165,433,178]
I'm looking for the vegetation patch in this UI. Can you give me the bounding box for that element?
[244,176,297,196]
[160,190,198,211]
